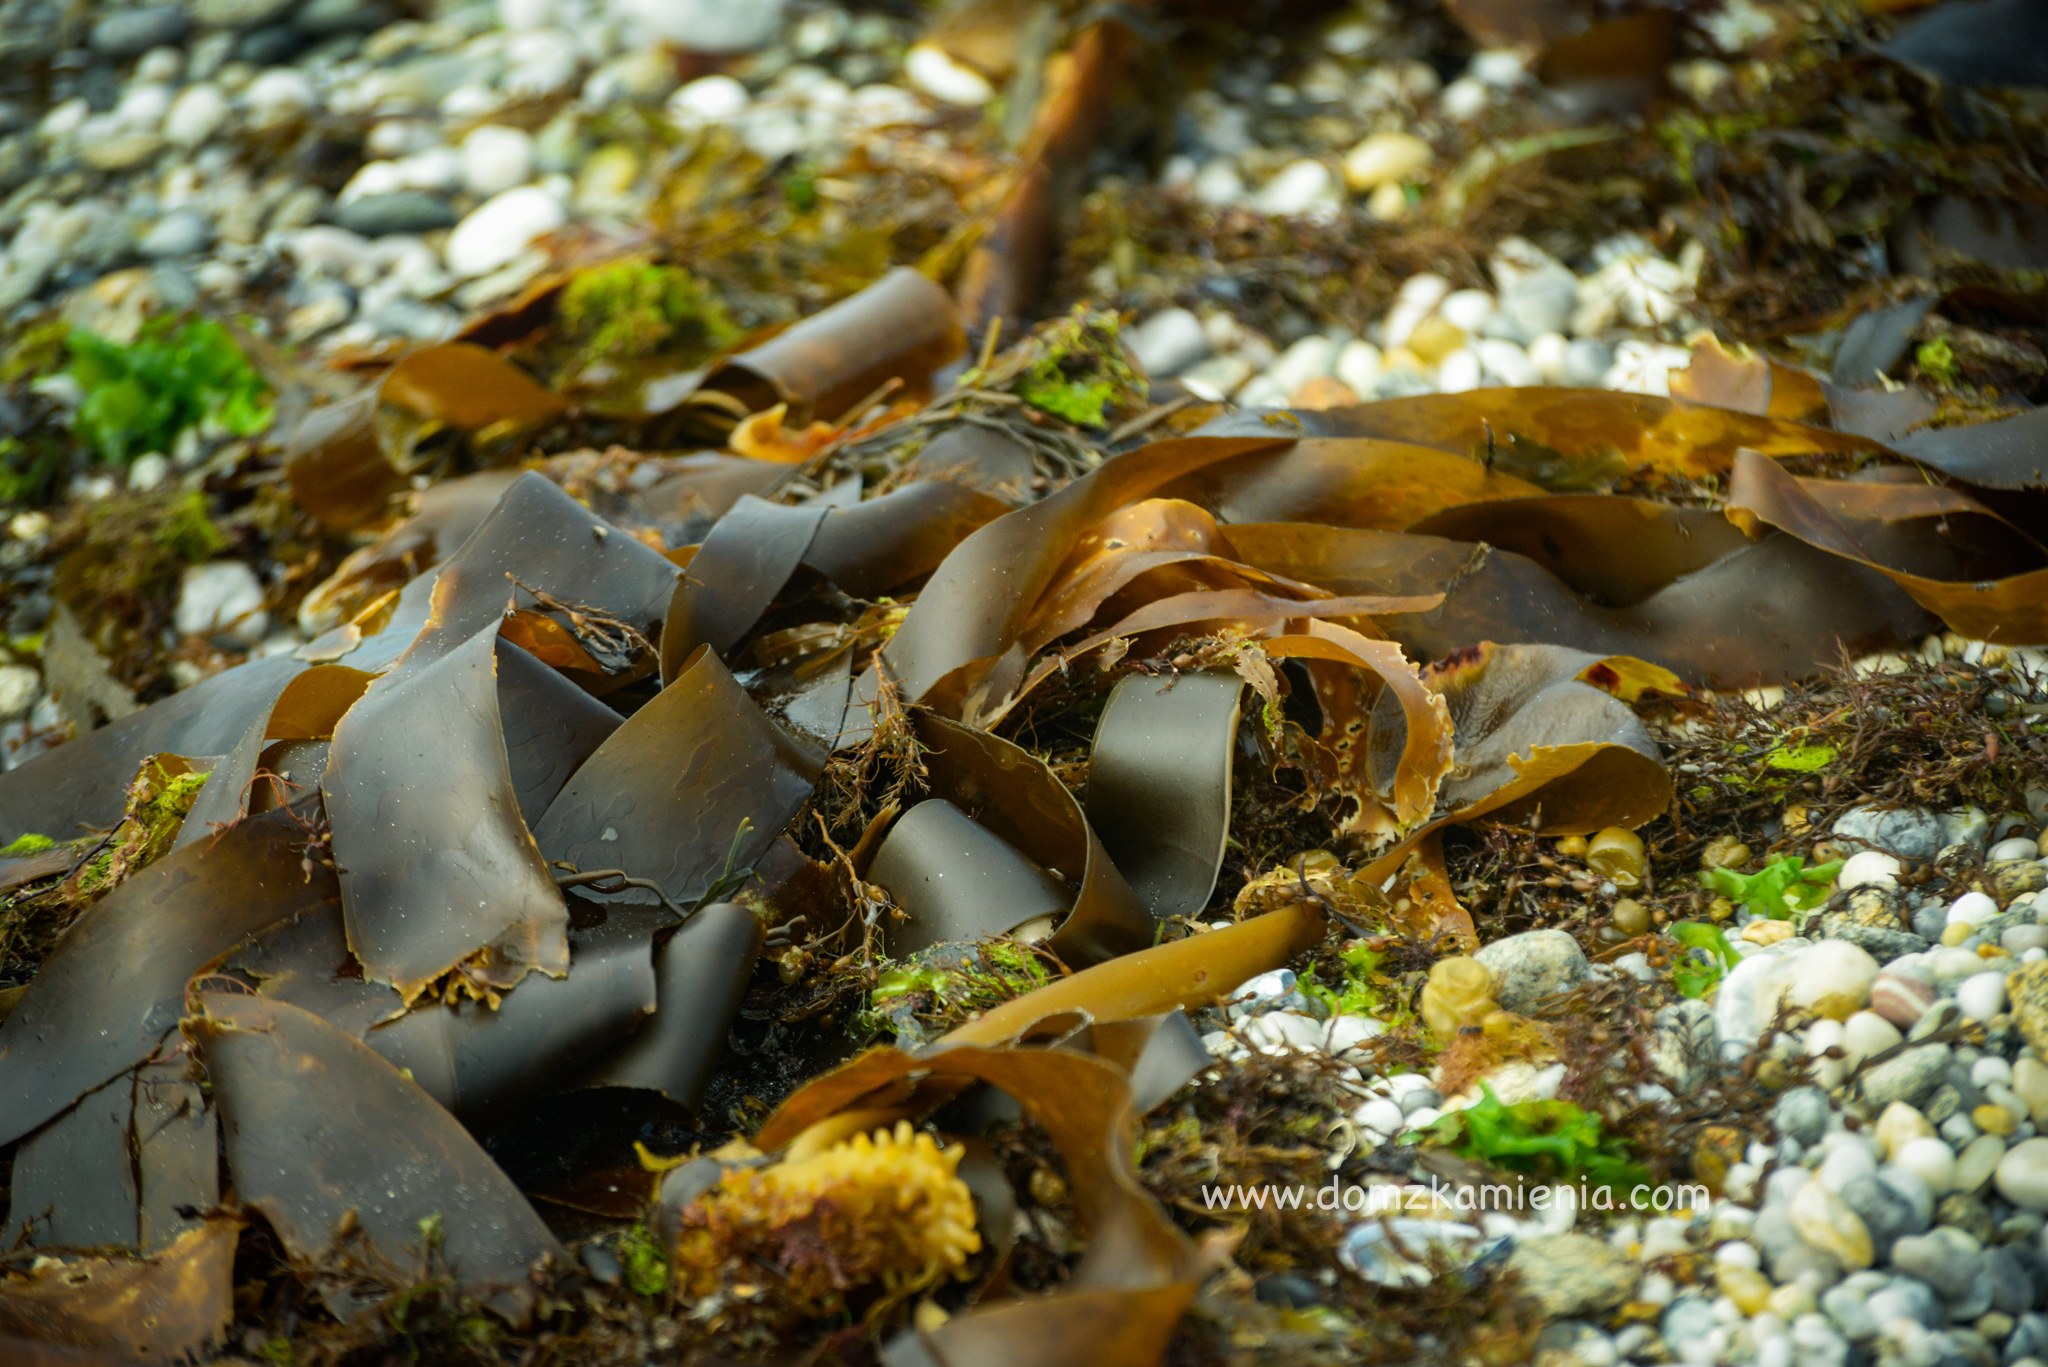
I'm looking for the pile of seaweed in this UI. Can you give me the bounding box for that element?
[0,1,2045,1365]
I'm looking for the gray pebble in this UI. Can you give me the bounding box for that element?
[91,4,190,56]
[138,208,211,258]
[1841,1173,1925,1256]
[331,190,457,237]
[1865,1277,1944,1331]
[1860,1045,1953,1108]
[1836,805,1946,861]
[1892,1228,1986,1305]
[1776,1086,1833,1145]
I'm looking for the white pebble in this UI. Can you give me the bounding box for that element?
[1437,349,1482,393]
[176,561,268,647]
[1252,159,1340,218]
[1341,131,1431,192]
[1468,49,1529,87]
[1949,891,1999,926]
[1892,1137,1957,1195]
[163,84,228,148]
[1474,338,1538,387]
[1335,340,1383,395]
[443,184,565,277]
[1439,288,1495,333]
[1528,331,1570,383]
[1996,1138,2048,1212]
[1440,76,1489,120]
[460,125,536,197]
[1957,971,2008,1022]
[1839,850,1903,890]
[1991,837,2041,863]
[904,43,994,106]
[670,74,750,122]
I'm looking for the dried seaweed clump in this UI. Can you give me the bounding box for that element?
[673,1121,982,1328]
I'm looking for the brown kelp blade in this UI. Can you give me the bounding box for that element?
[1155,437,1545,529]
[582,901,764,1110]
[1726,450,2048,642]
[867,798,1075,954]
[1084,671,1243,920]
[364,913,659,1121]
[1226,521,1934,688]
[1891,406,2048,492]
[534,646,820,909]
[1197,388,1876,484]
[0,653,306,844]
[285,343,567,530]
[3,1056,215,1254]
[186,992,563,1324]
[322,618,569,1003]
[702,267,965,421]
[0,810,336,1148]
[0,1221,238,1366]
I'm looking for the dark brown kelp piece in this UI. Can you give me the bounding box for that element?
[703,268,965,421]
[1156,438,1544,529]
[284,343,567,530]
[895,711,1153,966]
[187,993,561,1324]
[534,645,820,909]
[364,914,659,1121]
[1891,405,2048,491]
[583,900,764,1109]
[660,496,830,680]
[1085,671,1243,920]
[873,434,1286,712]
[1200,389,1875,483]
[0,1221,238,1366]
[322,619,569,1003]
[385,472,680,681]
[801,480,1012,599]
[296,470,523,635]
[1227,522,1934,688]
[1409,496,1753,607]
[0,653,305,844]
[1727,450,2048,641]
[0,811,336,1148]
[867,798,1076,953]
[2,1056,215,1255]
[495,639,624,824]
[172,663,373,848]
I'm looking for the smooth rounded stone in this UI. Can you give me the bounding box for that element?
[296,0,392,33]
[1820,1141,1880,1193]
[1505,1233,1640,1317]
[81,128,165,171]
[1865,1278,1945,1331]
[92,5,190,56]
[1859,1046,1953,1109]
[1840,1174,1922,1256]
[1342,131,1433,193]
[163,84,229,147]
[1894,1138,1960,1196]
[1650,999,1720,1091]
[1760,941,1882,1025]
[1252,159,1341,218]
[1846,1009,1906,1066]
[1824,1272,1894,1339]
[1437,348,1482,393]
[2009,962,2048,1059]
[331,191,456,238]
[1994,838,2044,865]
[1827,924,1928,961]
[459,124,535,197]
[1265,335,1339,395]
[1997,862,2048,904]
[1531,1320,1617,1367]
[1943,808,1992,852]
[1662,1296,1719,1346]
[1474,929,1590,1012]
[1841,850,1907,892]
[1961,972,2011,1023]
[622,0,784,50]
[1127,308,1209,378]
[1875,972,1942,1028]
[1793,1180,1876,1269]
[1953,892,2002,927]
[2014,1056,2048,1125]
[1893,1228,1987,1304]
[1954,1134,2006,1197]
[1986,1247,2033,1316]
[176,561,268,646]
[138,208,211,258]
[443,184,563,276]
[0,665,39,723]
[193,0,297,26]
[902,42,994,105]
[245,68,316,120]
[1997,1139,2048,1212]
[1249,1010,1329,1054]
[1914,902,1952,941]
[1879,1103,1939,1158]
[2007,926,2048,956]
[1836,807,1945,862]
[1777,1087,1833,1145]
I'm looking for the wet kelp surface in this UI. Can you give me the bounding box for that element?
[3,1,2048,1365]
